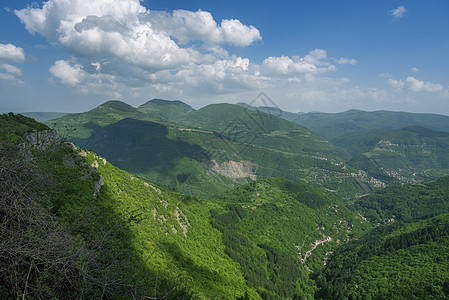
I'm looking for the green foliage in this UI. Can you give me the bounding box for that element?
[355,175,449,223]
[0,115,164,298]
[254,106,449,184]
[287,109,449,141]
[0,113,49,140]
[209,178,372,299]
[83,149,258,298]
[314,213,449,299]
[334,126,449,183]
[7,111,449,299]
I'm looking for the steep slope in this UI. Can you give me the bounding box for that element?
[314,213,449,299]
[244,105,449,183]
[1,113,376,299]
[0,113,257,299]
[210,178,372,298]
[87,149,258,298]
[314,174,449,299]
[0,113,165,298]
[50,100,154,140]
[181,103,336,155]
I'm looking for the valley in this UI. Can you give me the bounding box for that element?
[3,100,449,299]
[48,100,377,199]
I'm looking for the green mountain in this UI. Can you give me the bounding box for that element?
[243,105,449,183]
[180,103,334,155]
[138,98,195,121]
[21,111,68,122]
[0,113,255,298]
[5,113,449,299]
[210,177,371,298]
[49,100,376,199]
[313,174,449,299]
[0,113,372,299]
[271,108,449,140]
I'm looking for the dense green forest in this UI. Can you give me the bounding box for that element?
[355,175,449,223]
[3,110,449,299]
[314,213,449,299]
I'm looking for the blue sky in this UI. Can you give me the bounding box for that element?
[0,0,448,115]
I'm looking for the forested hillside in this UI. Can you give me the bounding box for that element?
[314,213,449,299]
[3,113,375,298]
[314,173,449,299]
[0,113,252,298]
[244,104,449,184]
[48,100,376,199]
[6,105,449,299]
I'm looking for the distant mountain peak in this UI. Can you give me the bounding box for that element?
[98,100,137,112]
[140,98,193,109]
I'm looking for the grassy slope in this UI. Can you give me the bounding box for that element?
[88,150,258,298]
[341,126,449,182]
[182,103,335,156]
[6,113,449,299]
[49,100,155,139]
[251,106,449,184]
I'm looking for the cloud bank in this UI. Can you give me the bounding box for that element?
[0,43,25,83]
[12,0,447,114]
[14,0,356,108]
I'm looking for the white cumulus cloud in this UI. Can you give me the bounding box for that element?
[49,60,122,97]
[388,75,445,94]
[406,76,444,93]
[335,57,357,65]
[261,49,336,76]
[0,43,26,82]
[16,0,197,70]
[149,10,261,47]
[389,6,406,20]
[14,0,362,109]
[0,43,25,63]
[388,78,405,89]
[15,0,261,71]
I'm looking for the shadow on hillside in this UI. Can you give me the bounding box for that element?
[75,118,209,177]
